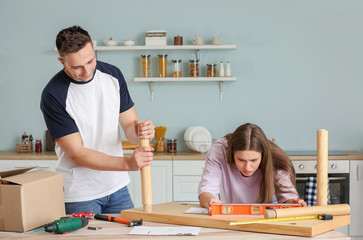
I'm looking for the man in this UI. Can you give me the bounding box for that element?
[41,25,154,214]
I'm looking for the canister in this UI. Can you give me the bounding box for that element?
[172,59,182,77]
[141,55,151,77]
[174,35,183,45]
[207,64,217,77]
[158,54,168,77]
[189,59,199,77]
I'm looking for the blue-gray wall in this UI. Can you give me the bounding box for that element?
[1,0,362,152]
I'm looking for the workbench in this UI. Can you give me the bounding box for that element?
[0,217,350,240]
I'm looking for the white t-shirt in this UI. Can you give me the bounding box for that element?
[41,61,134,202]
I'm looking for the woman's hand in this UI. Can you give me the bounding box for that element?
[285,198,307,207]
[207,198,223,213]
[199,192,223,213]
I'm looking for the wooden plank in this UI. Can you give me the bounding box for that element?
[121,202,350,237]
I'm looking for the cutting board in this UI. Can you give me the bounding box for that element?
[121,202,350,237]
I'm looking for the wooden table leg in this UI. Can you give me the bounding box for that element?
[139,138,152,212]
[317,129,328,206]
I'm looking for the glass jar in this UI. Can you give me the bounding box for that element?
[141,55,150,77]
[171,59,182,77]
[35,139,42,153]
[189,59,199,77]
[155,138,165,152]
[207,64,217,77]
[166,139,177,153]
[158,54,168,77]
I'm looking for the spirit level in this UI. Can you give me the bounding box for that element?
[210,203,301,216]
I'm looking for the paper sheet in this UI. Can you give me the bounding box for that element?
[184,207,209,214]
[128,226,201,236]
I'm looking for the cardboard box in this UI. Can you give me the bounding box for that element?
[0,167,65,232]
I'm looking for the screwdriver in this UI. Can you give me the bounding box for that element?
[33,217,89,234]
[94,214,143,227]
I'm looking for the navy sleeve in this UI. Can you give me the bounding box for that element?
[96,61,134,113]
[117,68,134,113]
[40,74,79,141]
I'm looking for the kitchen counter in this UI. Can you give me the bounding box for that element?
[0,217,350,240]
[0,150,362,160]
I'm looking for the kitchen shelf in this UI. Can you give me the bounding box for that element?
[94,44,236,51]
[94,44,236,61]
[134,77,236,82]
[135,77,236,102]
[91,44,237,102]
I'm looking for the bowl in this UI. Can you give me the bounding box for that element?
[124,40,135,46]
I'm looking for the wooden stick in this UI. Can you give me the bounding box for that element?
[264,204,350,219]
[317,129,328,206]
[139,137,152,212]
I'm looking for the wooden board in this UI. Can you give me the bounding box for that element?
[121,202,350,237]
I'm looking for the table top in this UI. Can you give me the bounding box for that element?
[0,218,350,240]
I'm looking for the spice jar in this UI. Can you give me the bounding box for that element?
[207,64,217,77]
[35,139,42,153]
[189,59,199,77]
[141,55,151,77]
[172,59,182,77]
[166,139,177,153]
[158,54,168,77]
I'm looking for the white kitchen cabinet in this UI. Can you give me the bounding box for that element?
[0,159,57,172]
[173,160,205,203]
[128,160,172,208]
[349,160,363,238]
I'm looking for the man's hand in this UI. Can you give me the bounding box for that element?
[135,119,155,140]
[128,146,154,171]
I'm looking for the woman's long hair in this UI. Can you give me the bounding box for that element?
[225,123,296,203]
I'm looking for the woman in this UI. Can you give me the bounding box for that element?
[198,123,306,212]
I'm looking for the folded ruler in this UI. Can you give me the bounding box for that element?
[210,203,301,216]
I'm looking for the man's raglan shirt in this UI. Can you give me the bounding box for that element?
[41,61,134,202]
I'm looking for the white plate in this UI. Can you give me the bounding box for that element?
[184,127,195,150]
[191,127,212,153]
[184,126,212,152]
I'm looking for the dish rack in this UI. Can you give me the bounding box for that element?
[184,140,214,153]
[184,126,213,153]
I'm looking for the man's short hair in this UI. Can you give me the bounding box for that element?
[56,25,92,57]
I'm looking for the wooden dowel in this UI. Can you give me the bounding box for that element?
[264,204,350,219]
[139,138,152,212]
[317,129,328,206]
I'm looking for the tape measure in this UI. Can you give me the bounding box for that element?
[229,214,334,226]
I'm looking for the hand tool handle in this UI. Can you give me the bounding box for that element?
[264,203,350,219]
[139,124,152,212]
[317,129,328,206]
[94,214,129,224]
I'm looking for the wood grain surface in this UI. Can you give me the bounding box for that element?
[0,218,349,240]
[121,202,350,237]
